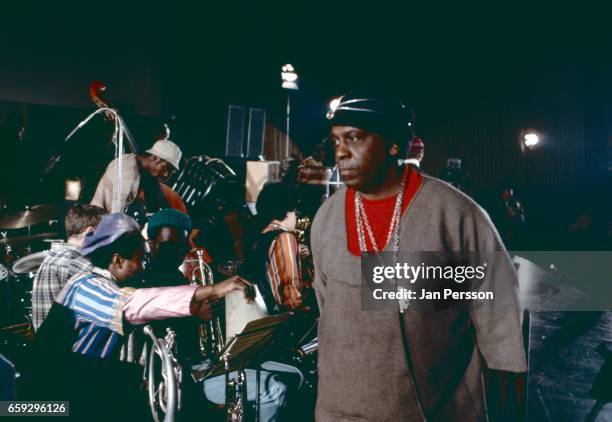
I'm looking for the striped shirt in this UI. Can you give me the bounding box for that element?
[54,267,197,359]
[264,228,303,309]
[55,268,135,359]
[32,243,93,330]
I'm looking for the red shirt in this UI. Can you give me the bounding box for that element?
[345,167,423,255]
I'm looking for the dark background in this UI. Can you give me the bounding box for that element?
[0,1,610,248]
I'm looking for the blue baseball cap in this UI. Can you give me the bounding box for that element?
[81,213,141,257]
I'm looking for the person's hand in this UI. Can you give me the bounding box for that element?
[191,277,253,320]
[212,275,255,301]
[298,243,311,259]
[189,297,222,321]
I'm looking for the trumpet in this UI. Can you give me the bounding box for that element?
[190,249,225,357]
[295,216,314,281]
[294,215,311,244]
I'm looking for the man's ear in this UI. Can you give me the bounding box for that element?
[147,238,155,251]
[389,143,400,157]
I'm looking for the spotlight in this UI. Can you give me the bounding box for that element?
[64,178,82,200]
[281,64,298,90]
[523,133,540,148]
[281,64,298,160]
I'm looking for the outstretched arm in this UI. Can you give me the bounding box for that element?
[123,275,253,325]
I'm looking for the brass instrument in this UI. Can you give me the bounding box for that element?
[223,356,247,422]
[295,216,314,282]
[143,325,181,422]
[189,250,225,356]
[294,216,311,244]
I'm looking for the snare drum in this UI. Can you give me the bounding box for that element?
[9,251,47,319]
[12,251,47,275]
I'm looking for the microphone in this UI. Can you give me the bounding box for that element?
[64,108,115,142]
[39,154,61,181]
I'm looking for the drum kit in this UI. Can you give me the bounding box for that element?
[0,203,63,327]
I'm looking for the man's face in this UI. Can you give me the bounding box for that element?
[112,242,146,283]
[148,156,172,181]
[149,226,189,269]
[330,125,397,193]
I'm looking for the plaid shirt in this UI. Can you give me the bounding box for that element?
[31,242,92,330]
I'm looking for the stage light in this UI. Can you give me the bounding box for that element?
[64,178,82,200]
[282,72,298,82]
[281,64,298,160]
[281,64,298,90]
[524,133,540,148]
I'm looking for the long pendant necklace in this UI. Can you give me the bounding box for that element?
[354,172,408,312]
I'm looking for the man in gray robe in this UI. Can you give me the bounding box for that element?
[311,92,527,421]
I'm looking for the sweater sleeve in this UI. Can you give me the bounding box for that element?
[311,201,331,311]
[466,207,528,373]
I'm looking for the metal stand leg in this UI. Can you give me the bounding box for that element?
[256,365,261,422]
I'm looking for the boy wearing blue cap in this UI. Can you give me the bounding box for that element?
[37,213,252,359]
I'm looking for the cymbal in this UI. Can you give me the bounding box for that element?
[0,204,62,229]
[0,232,60,246]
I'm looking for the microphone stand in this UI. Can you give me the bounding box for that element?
[48,107,137,212]
[39,108,110,182]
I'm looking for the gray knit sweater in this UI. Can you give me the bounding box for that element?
[311,175,527,422]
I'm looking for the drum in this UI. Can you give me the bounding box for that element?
[0,263,12,325]
[1,259,35,348]
[12,251,47,275]
[1,232,58,265]
[10,251,47,319]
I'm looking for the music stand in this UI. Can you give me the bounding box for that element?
[192,313,292,421]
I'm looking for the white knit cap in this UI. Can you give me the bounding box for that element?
[146,140,182,170]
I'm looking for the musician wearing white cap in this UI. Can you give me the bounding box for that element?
[91,139,187,214]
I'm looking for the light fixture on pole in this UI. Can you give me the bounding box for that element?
[523,132,540,149]
[520,130,541,187]
[281,64,298,160]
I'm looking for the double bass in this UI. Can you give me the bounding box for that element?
[89,81,186,221]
